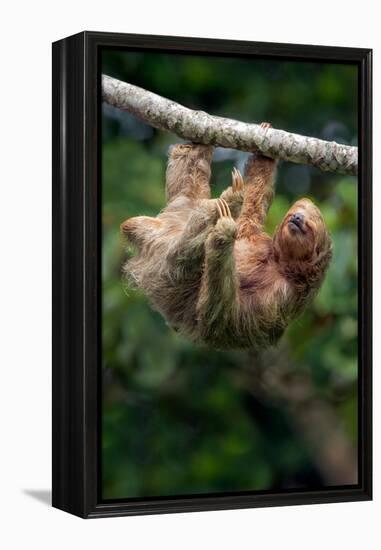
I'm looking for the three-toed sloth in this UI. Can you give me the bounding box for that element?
[121,124,332,350]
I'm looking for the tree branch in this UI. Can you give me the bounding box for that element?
[102,74,358,176]
[240,346,357,485]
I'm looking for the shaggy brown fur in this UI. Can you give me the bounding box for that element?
[121,124,332,350]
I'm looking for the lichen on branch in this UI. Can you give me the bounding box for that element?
[102,74,358,176]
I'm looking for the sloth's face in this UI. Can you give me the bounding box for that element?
[274,198,331,264]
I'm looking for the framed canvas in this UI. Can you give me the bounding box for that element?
[52,31,372,518]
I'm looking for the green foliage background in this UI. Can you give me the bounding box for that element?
[101,50,358,500]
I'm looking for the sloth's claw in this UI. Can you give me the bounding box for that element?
[232,167,244,192]
[216,198,233,219]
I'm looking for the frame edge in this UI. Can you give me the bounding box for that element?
[53,31,373,519]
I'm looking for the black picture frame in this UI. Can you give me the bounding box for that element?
[52,31,372,519]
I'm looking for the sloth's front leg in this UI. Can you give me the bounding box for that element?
[196,200,239,341]
[167,198,228,276]
[219,167,245,219]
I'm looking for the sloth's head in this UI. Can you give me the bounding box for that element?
[273,198,332,275]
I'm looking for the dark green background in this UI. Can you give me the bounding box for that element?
[101,50,358,500]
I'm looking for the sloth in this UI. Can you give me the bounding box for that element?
[121,123,332,350]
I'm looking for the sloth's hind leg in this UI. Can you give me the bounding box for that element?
[120,216,162,248]
[165,143,214,205]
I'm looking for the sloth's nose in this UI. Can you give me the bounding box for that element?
[291,212,304,224]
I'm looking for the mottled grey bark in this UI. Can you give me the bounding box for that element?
[102,74,358,176]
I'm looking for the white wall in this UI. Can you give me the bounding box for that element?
[0,1,378,548]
